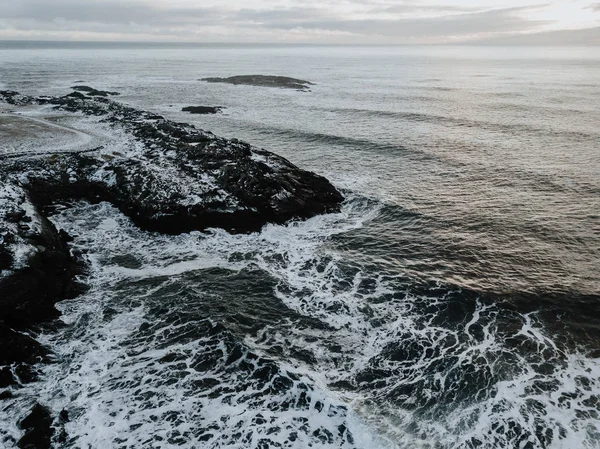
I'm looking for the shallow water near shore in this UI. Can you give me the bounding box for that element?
[1,44,599,448]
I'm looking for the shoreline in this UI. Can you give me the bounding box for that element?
[0,89,344,447]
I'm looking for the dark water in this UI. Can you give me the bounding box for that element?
[0,44,599,448]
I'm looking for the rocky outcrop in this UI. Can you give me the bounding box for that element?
[182,106,223,114]
[0,88,343,445]
[0,181,83,387]
[0,88,343,365]
[0,90,35,106]
[70,85,120,97]
[1,90,343,234]
[65,91,86,99]
[17,403,54,449]
[201,75,315,91]
[0,87,342,386]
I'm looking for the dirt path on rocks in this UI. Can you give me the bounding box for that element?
[0,114,93,156]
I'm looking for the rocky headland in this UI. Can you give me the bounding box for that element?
[0,88,343,415]
[200,75,315,91]
[0,90,342,233]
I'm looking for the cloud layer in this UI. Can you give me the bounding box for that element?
[0,0,599,44]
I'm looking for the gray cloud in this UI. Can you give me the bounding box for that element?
[0,0,598,44]
[472,26,600,45]
[254,7,551,37]
[1,1,152,23]
[0,1,243,27]
[234,7,332,23]
[376,3,482,14]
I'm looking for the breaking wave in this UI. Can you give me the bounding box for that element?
[2,193,598,449]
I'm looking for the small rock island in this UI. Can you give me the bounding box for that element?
[182,106,223,114]
[201,75,315,91]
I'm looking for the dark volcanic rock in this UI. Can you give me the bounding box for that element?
[201,75,315,91]
[0,90,343,381]
[18,403,54,449]
[0,90,34,106]
[0,87,344,442]
[1,89,343,234]
[70,85,97,92]
[0,326,48,387]
[182,106,223,114]
[0,182,83,386]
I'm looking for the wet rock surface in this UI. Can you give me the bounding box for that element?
[201,75,315,91]
[0,181,83,387]
[17,403,54,449]
[1,89,343,234]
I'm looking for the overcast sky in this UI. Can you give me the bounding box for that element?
[0,0,599,44]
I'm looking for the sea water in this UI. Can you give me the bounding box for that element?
[0,43,599,448]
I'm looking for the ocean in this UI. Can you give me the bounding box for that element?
[0,43,599,448]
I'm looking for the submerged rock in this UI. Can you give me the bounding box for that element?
[65,91,86,99]
[182,105,223,114]
[201,75,315,91]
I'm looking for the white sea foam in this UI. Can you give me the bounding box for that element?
[0,182,44,273]
[0,197,382,448]
[1,192,599,448]
[1,108,598,447]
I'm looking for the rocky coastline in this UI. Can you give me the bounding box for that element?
[0,89,343,447]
